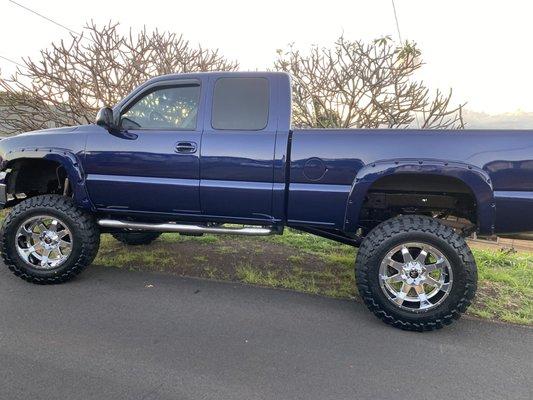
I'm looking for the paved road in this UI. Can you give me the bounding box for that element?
[0,265,531,400]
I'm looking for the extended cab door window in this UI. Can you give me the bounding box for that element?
[200,76,277,222]
[120,85,200,130]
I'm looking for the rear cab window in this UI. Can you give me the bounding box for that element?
[211,77,269,131]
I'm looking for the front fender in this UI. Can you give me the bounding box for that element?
[1,147,93,210]
[343,159,495,235]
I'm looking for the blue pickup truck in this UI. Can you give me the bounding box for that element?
[0,71,531,330]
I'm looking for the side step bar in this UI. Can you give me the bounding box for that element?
[499,232,533,241]
[97,219,274,236]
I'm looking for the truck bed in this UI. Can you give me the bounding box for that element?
[287,129,533,234]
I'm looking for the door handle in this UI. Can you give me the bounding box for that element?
[175,141,197,154]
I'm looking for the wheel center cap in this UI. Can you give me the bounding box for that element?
[41,231,59,247]
[403,262,424,283]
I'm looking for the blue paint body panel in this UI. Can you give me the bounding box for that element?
[86,174,200,214]
[84,129,203,214]
[287,183,351,228]
[1,71,533,239]
[494,191,533,233]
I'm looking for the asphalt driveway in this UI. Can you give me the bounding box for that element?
[0,264,531,400]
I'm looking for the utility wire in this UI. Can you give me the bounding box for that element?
[2,1,92,70]
[391,0,403,44]
[8,0,82,37]
[391,0,421,128]
[0,54,25,68]
[2,0,96,71]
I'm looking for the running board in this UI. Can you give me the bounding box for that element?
[97,219,275,236]
[499,232,533,241]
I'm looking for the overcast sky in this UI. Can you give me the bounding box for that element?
[0,0,531,114]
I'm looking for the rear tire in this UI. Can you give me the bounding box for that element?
[112,232,162,246]
[356,215,477,331]
[0,195,100,284]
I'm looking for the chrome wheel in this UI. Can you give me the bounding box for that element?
[15,215,73,269]
[379,242,453,312]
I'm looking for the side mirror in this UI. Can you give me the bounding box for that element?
[95,107,116,131]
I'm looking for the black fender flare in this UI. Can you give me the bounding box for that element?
[2,147,93,210]
[343,159,495,235]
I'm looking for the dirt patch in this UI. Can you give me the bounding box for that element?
[95,234,357,298]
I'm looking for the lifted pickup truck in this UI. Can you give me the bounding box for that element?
[1,71,532,331]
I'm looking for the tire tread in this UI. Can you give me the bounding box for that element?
[0,195,100,284]
[355,215,477,331]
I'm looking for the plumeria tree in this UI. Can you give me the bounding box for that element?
[275,35,464,129]
[0,22,238,133]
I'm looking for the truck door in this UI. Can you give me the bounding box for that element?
[84,78,204,215]
[199,75,278,223]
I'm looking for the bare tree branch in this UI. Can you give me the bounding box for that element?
[0,21,238,134]
[1,29,464,134]
[274,35,464,129]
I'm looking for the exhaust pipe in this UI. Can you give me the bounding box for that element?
[97,219,274,236]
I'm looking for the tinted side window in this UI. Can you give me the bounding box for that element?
[212,78,269,130]
[121,85,200,130]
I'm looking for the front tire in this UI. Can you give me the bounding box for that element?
[0,195,100,284]
[356,215,477,331]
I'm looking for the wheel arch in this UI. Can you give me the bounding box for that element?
[1,148,93,210]
[344,159,495,235]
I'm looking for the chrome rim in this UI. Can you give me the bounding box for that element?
[378,242,453,312]
[15,215,73,269]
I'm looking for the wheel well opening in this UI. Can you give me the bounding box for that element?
[357,173,478,235]
[5,158,68,203]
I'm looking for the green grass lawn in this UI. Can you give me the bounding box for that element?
[93,229,533,326]
[470,249,532,324]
